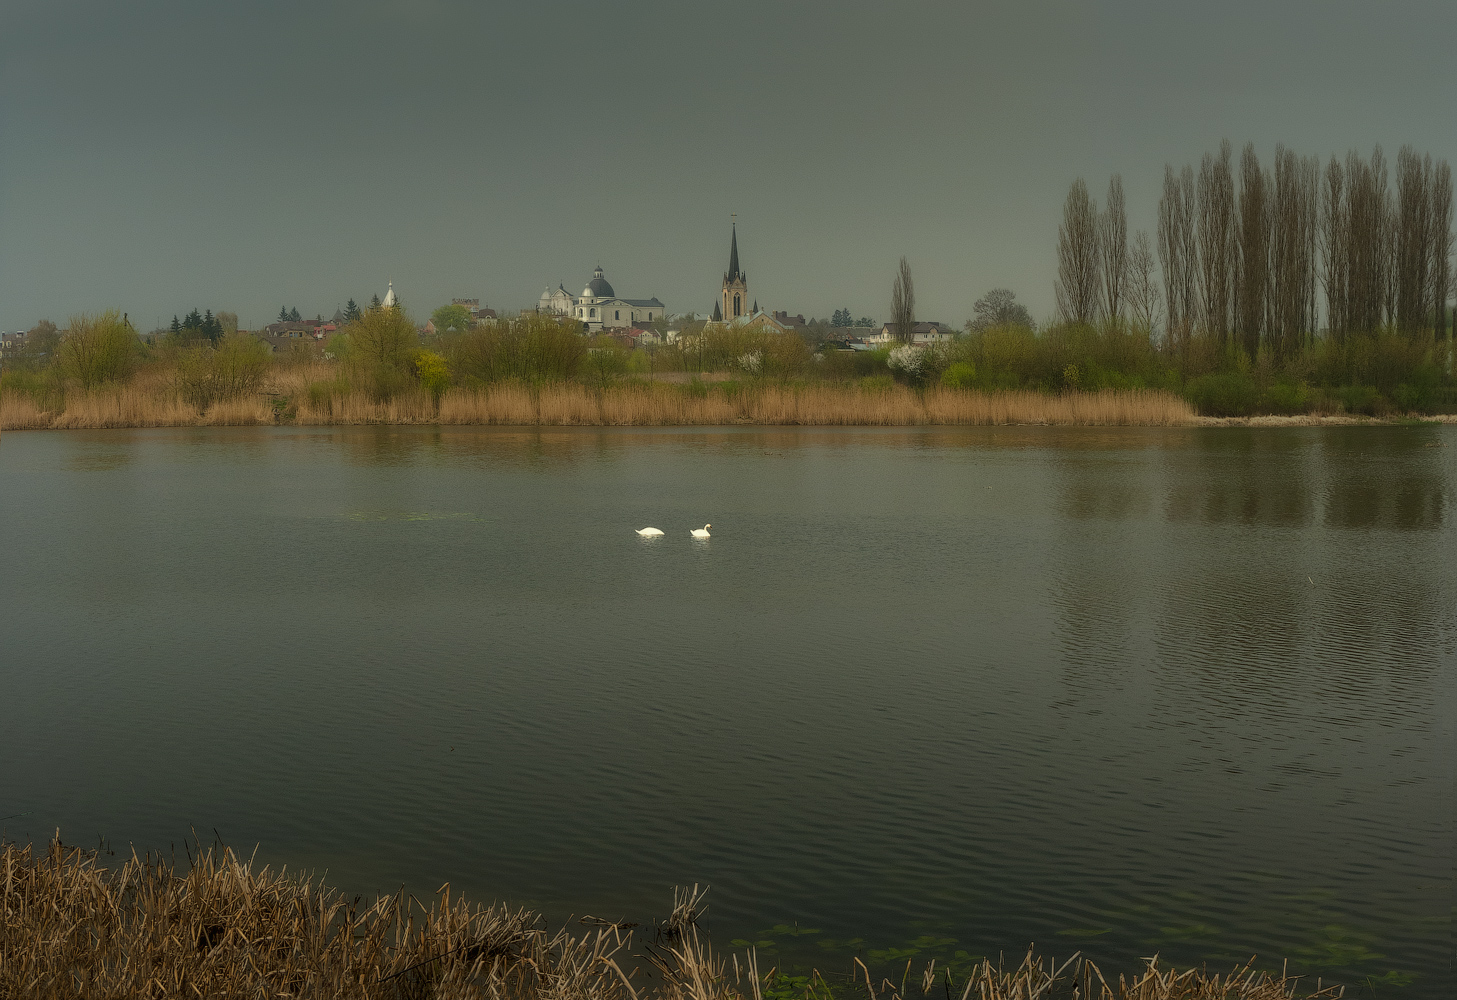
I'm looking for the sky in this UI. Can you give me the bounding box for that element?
[3,0,1455,332]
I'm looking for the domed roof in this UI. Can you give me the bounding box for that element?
[584,266,614,298]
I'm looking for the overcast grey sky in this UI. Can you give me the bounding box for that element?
[3,0,1454,331]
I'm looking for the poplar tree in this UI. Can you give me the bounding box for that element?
[1099,175,1128,325]
[1055,179,1100,326]
[891,257,915,344]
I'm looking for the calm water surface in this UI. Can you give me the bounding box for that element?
[1,425,1451,996]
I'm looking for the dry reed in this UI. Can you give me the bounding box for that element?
[0,393,53,430]
[2,381,1197,431]
[1,838,1342,1000]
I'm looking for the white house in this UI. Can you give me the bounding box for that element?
[868,322,955,345]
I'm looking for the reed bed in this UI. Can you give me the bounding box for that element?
[1,839,1341,1000]
[0,393,52,430]
[1,382,1196,431]
[433,384,1192,427]
[0,388,273,430]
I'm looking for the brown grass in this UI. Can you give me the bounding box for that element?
[1,388,272,430]
[1,838,1342,1000]
[2,381,1194,431]
[0,393,53,429]
[436,384,1193,427]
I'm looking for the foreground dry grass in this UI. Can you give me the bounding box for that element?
[1,840,1341,1000]
[1,382,1194,430]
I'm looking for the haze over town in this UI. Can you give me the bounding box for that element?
[3,1,1454,332]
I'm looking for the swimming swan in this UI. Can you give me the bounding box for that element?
[636,527,665,537]
[690,524,711,539]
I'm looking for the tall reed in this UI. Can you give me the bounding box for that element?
[2,382,1194,430]
[1,838,1343,1000]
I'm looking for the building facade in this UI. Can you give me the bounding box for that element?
[867,322,954,345]
[538,267,664,332]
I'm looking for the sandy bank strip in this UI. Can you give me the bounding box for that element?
[1192,413,1457,427]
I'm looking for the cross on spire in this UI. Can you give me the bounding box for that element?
[726,217,743,282]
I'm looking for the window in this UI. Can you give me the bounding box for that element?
[590,308,596,318]
[615,311,619,320]
[733,294,741,317]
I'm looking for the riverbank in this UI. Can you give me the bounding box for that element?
[1193,412,1457,426]
[1,838,1344,1000]
[1,383,1196,429]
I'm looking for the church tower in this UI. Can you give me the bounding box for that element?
[721,222,748,321]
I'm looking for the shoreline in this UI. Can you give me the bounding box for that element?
[3,383,1451,432]
[0,838,1348,1000]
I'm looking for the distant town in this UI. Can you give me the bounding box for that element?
[1,223,955,362]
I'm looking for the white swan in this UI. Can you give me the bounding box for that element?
[690,524,711,539]
[636,527,665,537]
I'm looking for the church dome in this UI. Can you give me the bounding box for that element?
[584,266,614,298]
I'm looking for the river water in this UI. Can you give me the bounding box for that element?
[0,425,1451,996]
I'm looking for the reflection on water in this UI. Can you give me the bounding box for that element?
[0,424,1452,999]
[1321,432,1447,531]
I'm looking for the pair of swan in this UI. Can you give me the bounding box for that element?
[637,524,710,539]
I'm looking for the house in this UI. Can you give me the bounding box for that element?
[735,308,809,333]
[868,322,954,345]
[264,321,313,339]
[0,331,26,355]
[259,334,318,356]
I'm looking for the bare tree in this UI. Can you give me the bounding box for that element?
[1236,143,1270,357]
[1197,140,1236,346]
[1055,179,1100,326]
[1158,167,1186,345]
[1099,175,1128,325]
[1269,146,1320,357]
[1127,230,1162,338]
[1320,157,1348,341]
[891,256,915,344]
[1431,160,1453,346]
[1396,146,1435,336]
[1158,166,1198,349]
[970,288,1034,331]
[1343,147,1390,333]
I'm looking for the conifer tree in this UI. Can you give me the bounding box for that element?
[170,315,181,334]
[344,298,361,322]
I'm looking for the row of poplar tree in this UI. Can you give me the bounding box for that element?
[1055,142,1454,356]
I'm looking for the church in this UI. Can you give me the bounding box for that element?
[714,223,749,322]
[537,267,664,332]
[710,222,798,332]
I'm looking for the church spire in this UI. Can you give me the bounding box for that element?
[726,221,743,282]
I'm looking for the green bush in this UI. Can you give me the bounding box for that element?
[1185,372,1260,416]
[445,315,585,385]
[56,311,140,390]
[860,374,894,392]
[1333,385,1385,415]
[414,350,450,404]
[1262,380,1309,414]
[940,362,976,389]
[0,368,63,410]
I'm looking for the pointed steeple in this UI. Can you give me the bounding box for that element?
[712,301,722,322]
[726,223,743,282]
